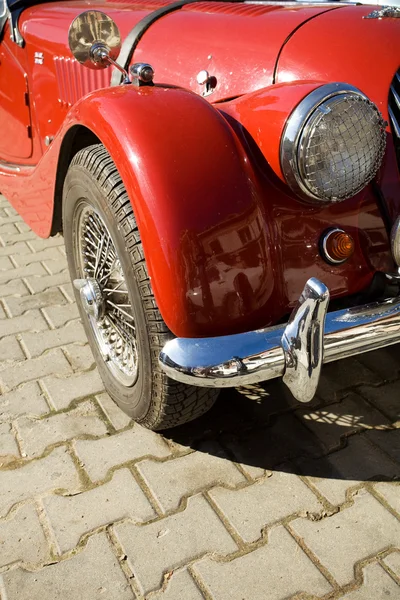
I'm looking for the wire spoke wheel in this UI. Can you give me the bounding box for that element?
[63,144,218,429]
[73,203,138,387]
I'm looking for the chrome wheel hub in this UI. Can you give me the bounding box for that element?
[73,278,104,321]
[73,204,138,387]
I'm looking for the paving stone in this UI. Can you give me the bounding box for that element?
[59,282,75,303]
[224,413,322,474]
[3,206,18,217]
[137,442,246,512]
[0,242,32,258]
[316,358,381,403]
[298,434,399,506]
[74,426,171,481]
[16,401,108,458]
[95,393,132,430]
[14,221,32,233]
[63,344,95,372]
[0,382,49,421]
[0,278,29,298]
[0,503,51,567]
[42,257,69,275]
[357,345,400,381]
[0,309,48,339]
[0,533,134,600]
[43,468,155,552]
[20,320,87,358]
[12,247,63,267]
[0,447,80,517]
[42,369,105,410]
[358,383,400,422]
[0,221,17,234]
[290,489,400,586]
[0,262,47,285]
[148,569,204,600]
[0,335,25,363]
[3,288,67,317]
[0,302,6,318]
[0,423,20,465]
[0,229,36,244]
[24,271,71,294]
[374,482,400,515]
[0,348,72,391]
[193,525,332,600]
[366,429,400,464]
[209,471,324,543]
[114,494,237,595]
[42,303,80,328]
[296,393,390,451]
[337,562,400,599]
[0,256,14,271]
[384,552,400,579]
[28,235,64,252]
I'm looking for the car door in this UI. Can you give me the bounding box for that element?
[0,2,32,161]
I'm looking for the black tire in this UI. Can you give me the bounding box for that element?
[63,144,219,430]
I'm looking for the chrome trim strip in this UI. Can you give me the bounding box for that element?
[159,277,400,402]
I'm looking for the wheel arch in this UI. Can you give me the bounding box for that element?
[51,125,101,235]
[49,84,273,337]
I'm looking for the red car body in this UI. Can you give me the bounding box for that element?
[0,0,399,340]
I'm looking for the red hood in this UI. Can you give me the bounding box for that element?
[275,4,400,119]
[21,0,344,101]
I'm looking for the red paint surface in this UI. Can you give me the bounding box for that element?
[0,1,398,337]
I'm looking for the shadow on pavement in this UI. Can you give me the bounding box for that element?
[162,356,400,484]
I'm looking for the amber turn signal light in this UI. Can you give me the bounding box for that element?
[321,228,355,264]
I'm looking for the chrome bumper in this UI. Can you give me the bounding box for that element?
[159,278,400,403]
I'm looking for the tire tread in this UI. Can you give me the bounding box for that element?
[70,144,218,429]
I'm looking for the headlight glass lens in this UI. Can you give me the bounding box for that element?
[281,84,387,202]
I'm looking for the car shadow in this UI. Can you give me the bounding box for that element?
[162,354,400,484]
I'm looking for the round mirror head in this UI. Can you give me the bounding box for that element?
[68,10,121,70]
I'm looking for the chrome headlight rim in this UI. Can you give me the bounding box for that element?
[391,216,400,268]
[280,82,386,203]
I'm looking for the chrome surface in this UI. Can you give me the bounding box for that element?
[68,11,121,70]
[44,135,53,146]
[280,82,386,202]
[130,63,155,87]
[391,216,400,267]
[321,228,348,264]
[282,278,329,403]
[388,70,400,173]
[34,52,44,65]
[364,5,400,17]
[74,204,138,387]
[196,70,210,85]
[73,278,104,321]
[159,278,400,402]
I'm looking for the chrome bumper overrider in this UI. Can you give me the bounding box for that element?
[159,278,400,403]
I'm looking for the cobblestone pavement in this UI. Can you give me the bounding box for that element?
[0,194,399,600]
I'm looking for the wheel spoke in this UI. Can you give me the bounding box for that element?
[77,204,138,387]
[106,299,134,321]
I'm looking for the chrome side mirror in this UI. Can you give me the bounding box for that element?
[68,10,129,81]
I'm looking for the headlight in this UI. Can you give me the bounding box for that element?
[280,83,386,202]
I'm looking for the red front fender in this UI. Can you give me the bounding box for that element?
[0,85,275,337]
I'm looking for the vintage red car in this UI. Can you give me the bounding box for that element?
[0,0,399,429]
